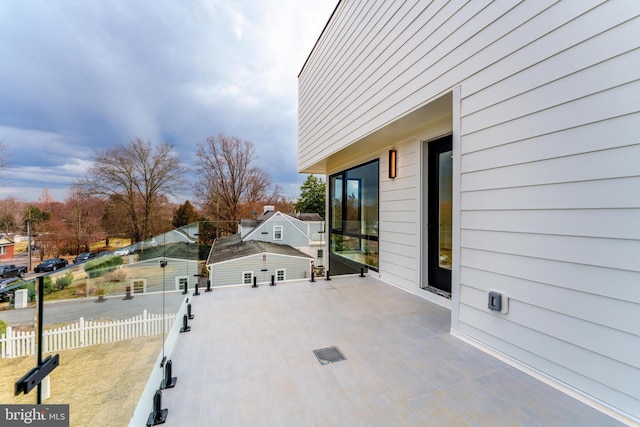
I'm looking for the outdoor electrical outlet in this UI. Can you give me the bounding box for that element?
[488,291,509,314]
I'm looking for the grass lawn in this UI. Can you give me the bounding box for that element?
[0,335,162,427]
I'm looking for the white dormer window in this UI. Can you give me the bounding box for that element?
[273,226,283,240]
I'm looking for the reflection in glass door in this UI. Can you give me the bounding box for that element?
[427,135,452,294]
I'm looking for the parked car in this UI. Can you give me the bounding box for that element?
[73,252,97,264]
[34,258,69,273]
[0,277,20,301]
[114,248,131,256]
[0,264,27,278]
[0,277,20,290]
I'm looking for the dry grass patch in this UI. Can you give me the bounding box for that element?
[0,335,163,427]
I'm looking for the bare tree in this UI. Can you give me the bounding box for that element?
[194,134,271,235]
[81,138,186,242]
[0,141,8,170]
[0,197,24,235]
[64,185,106,254]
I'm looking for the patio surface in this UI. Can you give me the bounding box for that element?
[161,276,624,426]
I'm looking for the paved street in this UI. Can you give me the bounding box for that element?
[0,291,187,326]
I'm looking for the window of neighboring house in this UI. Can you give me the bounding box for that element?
[242,271,253,285]
[176,276,188,291]
[329,159,379,271]
[273,226,283,240]
[132,279,146,294]
[0,246,6,255]
[276,269,285,281]
[317,249,324,259]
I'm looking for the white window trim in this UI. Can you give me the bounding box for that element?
[242,271,253,285]
[130,279,147,294]
[273,225,283,240]
[175,276,188,291]
[276,268,286,281]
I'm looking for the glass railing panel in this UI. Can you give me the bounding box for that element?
[0,223,206,427]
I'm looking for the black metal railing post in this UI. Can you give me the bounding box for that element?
[180,314,191,332]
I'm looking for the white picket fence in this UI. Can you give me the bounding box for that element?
[0,310,176,358]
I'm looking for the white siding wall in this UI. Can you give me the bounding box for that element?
[299,0,640,421]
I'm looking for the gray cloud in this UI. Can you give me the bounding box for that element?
[0,0,334,202]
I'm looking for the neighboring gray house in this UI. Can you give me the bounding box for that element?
[298,1,640,424]
[239,206,326,268]
[206,234,313,287]
[206,207,323,286]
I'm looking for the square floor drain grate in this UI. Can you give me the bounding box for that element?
[313,346,346,365]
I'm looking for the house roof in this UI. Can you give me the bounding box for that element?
[284,212,323,221]
[208,233,313,265]
[0,236,14,245]
[244,210,323,224]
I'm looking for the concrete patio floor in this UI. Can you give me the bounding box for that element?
[161,276,624,426]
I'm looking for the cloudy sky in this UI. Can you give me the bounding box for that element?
[0,0,336,203]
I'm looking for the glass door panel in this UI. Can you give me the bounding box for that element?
[427,135,452,294]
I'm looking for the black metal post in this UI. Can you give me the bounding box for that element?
[182,281,188,295]
[163,360,177,389]
[37,275,44,404]
[360,268,365,277]
[270,275,275,286]
[252,276,258,288]
[310,270,315,283]
[180,314,190,332]
[194,282,200,296]
[187,303,194,320]
[205,279,212,292]
[326,270,331,281]
[147,388,168,425]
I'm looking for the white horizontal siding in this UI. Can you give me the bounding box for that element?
[462,229,640,272]
[461,267,640,340]
[462,80,640,153]
[461,209,640,240]
[461,113,640,173]
[461,248,640,304]
[460,290,640,392]
[460,0,635,105]
[461,176,640,210]
[456,2,640,417]
[378,139,420,292]
[300,0,640,421]
[462,144,640,192]
[459,308,640,418]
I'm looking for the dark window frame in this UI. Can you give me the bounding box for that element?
[329,159,380,271]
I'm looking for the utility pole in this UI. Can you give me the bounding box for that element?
[27,218,31,272]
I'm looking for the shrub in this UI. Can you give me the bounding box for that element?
[104,269,127,283]
[43,276,56,295]
[55,272,74,290]
[84,256,123,279]
[0,319,6,337]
